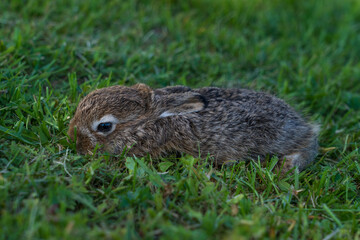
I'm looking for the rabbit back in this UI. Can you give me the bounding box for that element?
[188,87,318,171]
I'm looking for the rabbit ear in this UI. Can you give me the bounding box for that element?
[159,92,208,117]
[132,83,152,95]
[132,83,154,108]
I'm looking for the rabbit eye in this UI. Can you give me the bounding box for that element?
[92,114,119,135]
[97,122,113,133]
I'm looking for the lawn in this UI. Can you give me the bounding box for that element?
[1,0,360,239]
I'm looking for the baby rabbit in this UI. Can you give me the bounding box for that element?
[68,83,319,172]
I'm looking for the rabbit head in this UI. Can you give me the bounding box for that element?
[68,84,207,155]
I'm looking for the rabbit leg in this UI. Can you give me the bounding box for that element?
[279,153,302,173]
[279,127,319,173]
[280,147,318,173]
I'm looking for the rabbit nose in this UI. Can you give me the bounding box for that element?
[76,135,93,155]
[76,142,86,155]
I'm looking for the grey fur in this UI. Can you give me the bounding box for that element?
[68,84,319,172]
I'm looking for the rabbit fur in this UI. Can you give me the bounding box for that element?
[68,83,319,172]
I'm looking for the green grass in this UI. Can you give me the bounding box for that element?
[1,0,360,239]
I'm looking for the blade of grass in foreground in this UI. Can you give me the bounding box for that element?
[0,125,37,145]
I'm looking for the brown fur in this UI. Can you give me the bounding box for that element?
[68,84,319,172]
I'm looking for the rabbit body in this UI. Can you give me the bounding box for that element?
[68,84,318,172]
